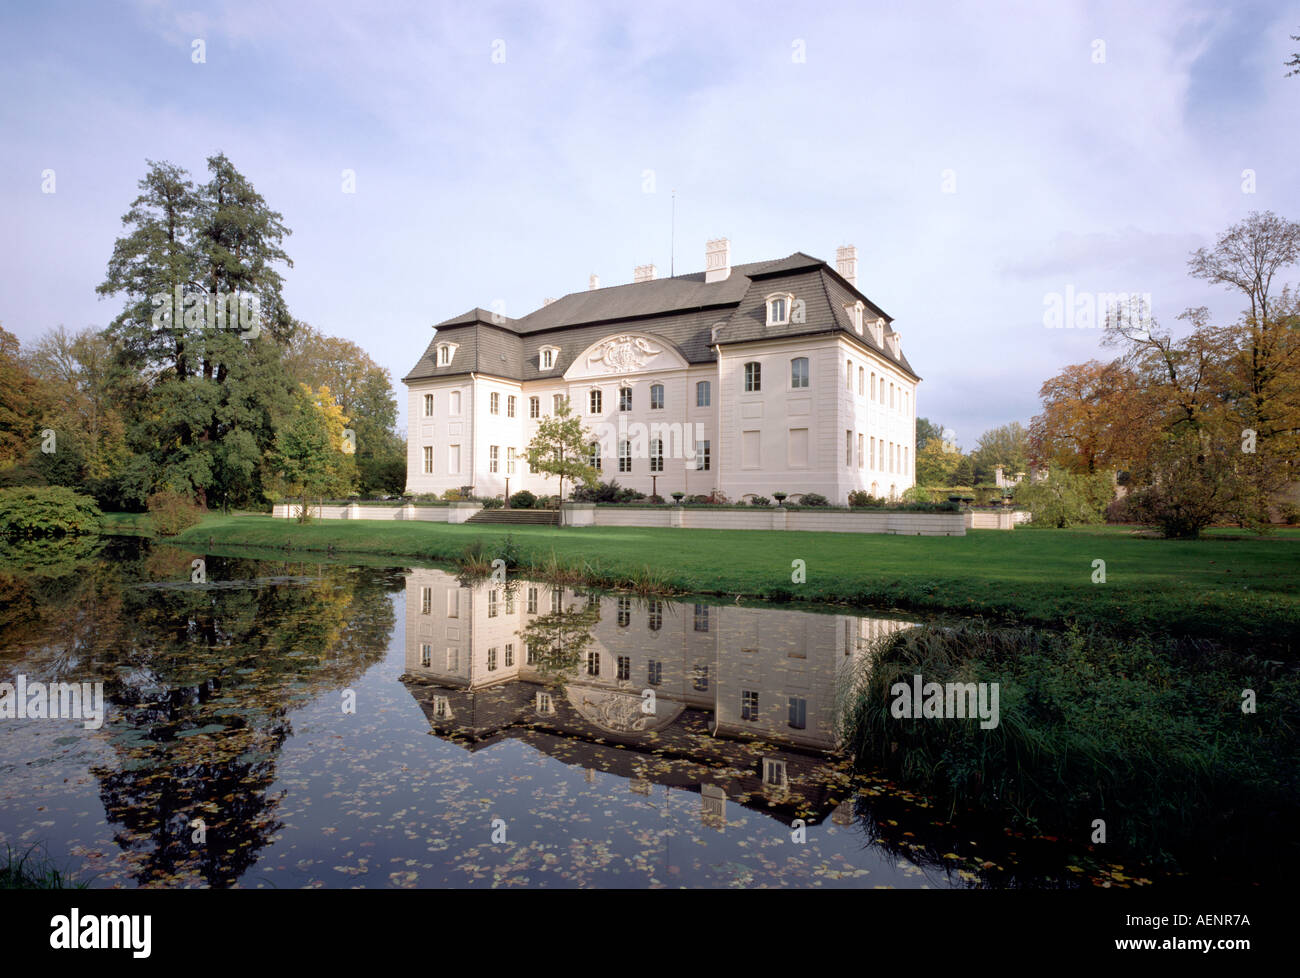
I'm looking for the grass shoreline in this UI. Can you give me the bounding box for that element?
[92,512,1300,655]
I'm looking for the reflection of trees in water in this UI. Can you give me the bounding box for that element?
[2,541,402,887]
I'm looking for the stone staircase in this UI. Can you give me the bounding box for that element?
[465,508,559,526]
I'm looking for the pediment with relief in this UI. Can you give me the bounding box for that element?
[565,332,686,379]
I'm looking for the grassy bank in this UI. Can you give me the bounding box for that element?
[141,512,1300,654]
[841,623,1300,879]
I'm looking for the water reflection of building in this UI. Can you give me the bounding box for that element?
[402,568,914,824]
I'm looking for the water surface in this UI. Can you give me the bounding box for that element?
[0,540,1140,888]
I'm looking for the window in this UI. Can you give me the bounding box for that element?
[620,387,632,411]
[448,443,461,474]
[423,393,434,416]
[890,383,896,409]
[541,348,555,370]
[617,656,631,681]
[846,359,853,390]
[489,445,499,473]
[650,384,664,409]
[588,441,601,471]
[693,440,711,471]
[551,589,562,613]
[858,433,865,469]
[586,651,600,676]
[693,665,709,692]
[618,440,631,473]
[742,690,760,721]
[553,394,564,414]
[870,436,876,470]
[507,447,516,475]
[507,395,516,417]
[505,590,515,614]
[846,430,853,467]
[437,343,457,366]
[487,647,498,671]
[487,589,498,617]
[744,361,761,392]
[696,380,710,407]
[589,389,602,414]
[649,438,663,473]
[617,596,631,627]
[648,600,662,630]
[526,643,535,665]
[858,366,865,395]
[420,643,431,667]
[763,757,788,788]
[447,590,460,618]
[529,396,540,418]
[450,390,461,414]
[766,293,792,326]
[788,697,807,730]
[423,446,433,474]
[421,587,432,614]
[693,604,709,632]
[527,587,538,614]
[536,691,553,714]
[904,445,909,473]
[647,660,663,686]
[791,357,809,389]
[446,648,459,671]
[505,643,514,667]
[490,391,500,415]
[871,373,876,400]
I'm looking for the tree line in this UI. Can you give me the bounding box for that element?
[0,155,405,513]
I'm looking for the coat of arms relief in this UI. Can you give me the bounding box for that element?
[587,335,662,373]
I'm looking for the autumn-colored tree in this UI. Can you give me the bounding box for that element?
[283,323,405,494]
[1029,359,1147,474]
[0,326,50,469]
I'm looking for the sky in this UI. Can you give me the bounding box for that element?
[3,0,1299,448]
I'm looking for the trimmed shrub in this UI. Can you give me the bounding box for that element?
[750,495,771,507]
[509,489,537,509]
[799,492,830,507]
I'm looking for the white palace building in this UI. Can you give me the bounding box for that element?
[403,240,918,504]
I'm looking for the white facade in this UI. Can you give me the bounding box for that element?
[406,330,917,504]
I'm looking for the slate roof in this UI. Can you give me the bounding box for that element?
[403,252,918,384]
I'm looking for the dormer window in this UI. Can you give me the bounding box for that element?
[766,293,794,326]
[873,318,885,346]
[846,301,865,335]
[437,342,458,366]
[539,345,560,371]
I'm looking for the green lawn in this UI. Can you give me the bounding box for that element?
[144,512,1300,654]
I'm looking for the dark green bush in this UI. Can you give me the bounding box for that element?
[799,492,829,507]
[0,486,103,537]
[508,489,537,509]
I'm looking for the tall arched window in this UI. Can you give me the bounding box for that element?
[790,357,809,389]
[650,384,664,409]
[696,380,711,407]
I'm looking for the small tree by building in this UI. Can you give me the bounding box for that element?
[524,397,598,503]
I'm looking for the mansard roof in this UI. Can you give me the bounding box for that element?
[403,252,917,384]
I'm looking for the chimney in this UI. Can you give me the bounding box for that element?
[634,263,657,283]
[836,245,858,287]
[588,273,599,291]
[705,237,731,283]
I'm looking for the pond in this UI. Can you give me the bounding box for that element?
[0,540,1142,888]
